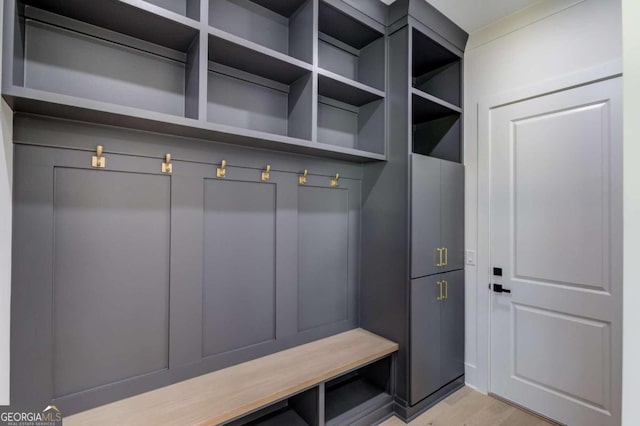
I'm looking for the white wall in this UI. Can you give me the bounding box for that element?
[0,2,13,405]
[462,0,622,391]
[622,0,640,423]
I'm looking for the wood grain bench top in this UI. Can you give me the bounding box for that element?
[64,328,398,426]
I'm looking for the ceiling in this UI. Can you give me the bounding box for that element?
[380,0,543,33]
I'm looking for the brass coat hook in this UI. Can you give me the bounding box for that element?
[299,169,308,185]
[331,173,340,187]
[217,160,227,178]
[92,145,106,168]
[261,164,271,182]
[162,153,172,174]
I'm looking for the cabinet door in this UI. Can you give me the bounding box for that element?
[440,160,464,272]
[411,154,441,278]
[440,270,465,385]
[410,275,442,405]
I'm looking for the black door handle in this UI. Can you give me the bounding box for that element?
[492,283,511,294]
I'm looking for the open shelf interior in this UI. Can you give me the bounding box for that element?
[318,71,384,107]
[145,0,200,20]
[209,0,313,64]
[412,92,461,163]
[318,95,384,154]
[207,60,313,140]
[207,30,312,85]
[15,4,199,119]
[22,0,199,51]
[325,357,391,424]
[230,387,318,426]
[318,1,385,91]
[412,28,461,107]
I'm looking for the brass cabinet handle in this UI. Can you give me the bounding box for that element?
[437,281,443,300]
[436,248,443,266]
[443,247,448,266]
[444,280,448,299]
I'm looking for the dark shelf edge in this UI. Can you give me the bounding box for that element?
[411,88,462,114]
[208,27,314,73]
[318,68,385,106]
[3,87,386,163]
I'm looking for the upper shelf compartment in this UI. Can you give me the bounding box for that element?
[318,0,386,92]
[209,0,313,65]
[207,29,312,85]
[10,3,200,119]
[411,89,462,163]
[21,0,200,51]
[412,28,461,107]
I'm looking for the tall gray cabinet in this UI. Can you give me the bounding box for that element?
[411,155,464,279]
[361,0,467,420]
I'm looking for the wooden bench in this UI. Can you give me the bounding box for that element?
[64,328,399,426]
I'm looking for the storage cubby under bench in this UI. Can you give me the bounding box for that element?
[63,329,398,426]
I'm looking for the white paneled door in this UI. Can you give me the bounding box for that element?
[489,78,622,426]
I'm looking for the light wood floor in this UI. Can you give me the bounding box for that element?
[380,387,556,426]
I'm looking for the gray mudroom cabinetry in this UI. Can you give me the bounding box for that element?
[411,270,465,405]
[3,0,467,422]
[411,154,465,278]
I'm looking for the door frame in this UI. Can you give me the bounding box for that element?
[473,58,622,394]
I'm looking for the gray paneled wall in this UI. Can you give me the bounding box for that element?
[202,179,277,356]
[53,169,171,398]
[10,115,361,414]
[298,186,349,331]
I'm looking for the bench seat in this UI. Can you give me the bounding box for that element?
[64,328,398,425]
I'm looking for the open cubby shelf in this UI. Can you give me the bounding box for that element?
[21,0,199,51]
[317,1,385,92]
[412,89,461,163]
[206,61,313,140]
[318,96,385,154]
[16,5,199,118]
[412,28,461,107]
[325,357,392,425]
[209,0,313,64]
